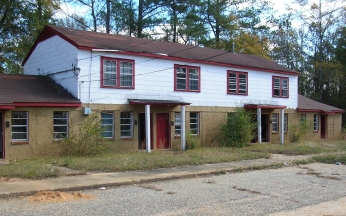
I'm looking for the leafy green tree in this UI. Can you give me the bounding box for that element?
[0,0,58,74]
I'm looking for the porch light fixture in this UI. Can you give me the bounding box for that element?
[134,120,138,125]
[171,120,174,126]
[6,121,10,127]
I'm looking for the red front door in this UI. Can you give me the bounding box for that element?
[156,113,170,149]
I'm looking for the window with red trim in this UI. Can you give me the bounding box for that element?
[272,76,289,98]
[174,65,200,92]
[227,71,248,95]
[101,57,134,88]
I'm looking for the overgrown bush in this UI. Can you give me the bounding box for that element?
[289,119,312,142]
[217,107,256,148]
[185,130,198,150]
[62,114,110,156]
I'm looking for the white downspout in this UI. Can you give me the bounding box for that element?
[280,109,285,144]
[257,108,262,143]
[145,104,151,153]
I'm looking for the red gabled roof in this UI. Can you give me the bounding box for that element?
[23,25,300,76]
[297,94,344,114]
[0,74,81,109]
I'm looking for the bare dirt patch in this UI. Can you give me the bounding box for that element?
[26,191,95,203]
[0,177,26,182]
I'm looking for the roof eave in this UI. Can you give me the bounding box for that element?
[14,102,82,108]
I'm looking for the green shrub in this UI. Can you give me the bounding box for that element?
[62,114,110,156]
[289,119,312,142]
[217,107,256,148]
[185,130,198,150]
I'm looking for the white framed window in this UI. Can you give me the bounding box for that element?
[314,114,319,131]
[190,112,199,135]
[174,65,200,92]
[284,114,288,132]
[11,111,28,140]
[53,111,68,139]
[300,114,306,124]
[175,113,181,136]
[120,112,133,138]
[272,113,279,132]
[101,113,114,138]
[227,71,248,95]
[273,76,289,98]
[101,57,134,88]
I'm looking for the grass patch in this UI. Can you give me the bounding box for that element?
[1,140,345,179]
[0,159,61,180]
[312,153,346,164]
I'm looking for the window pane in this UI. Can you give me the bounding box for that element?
[273,78,280,96]
[189,69,199,91]
[54,119,67,125]
[175,113,181,136]
[282,79,288,96]
[12,127,27,132]
[54,133,67,139]
[176,67,186,90]
[11,112,27,118]
[120,112,132,138]
[239,74,247,94]
[12,133,27,140]
[11,112,28,140]
[272,113,278,132]
[53,112,68,139]
[11,119,27,125]
[103,60,117,86]
[314,114,319,131]
[228,73,237,93]
[120,62,133,87]
[284,114,288,132]
[54,112,68,118]
[190,113,199,135]
[101,113,114,138]
[54,126,68,133]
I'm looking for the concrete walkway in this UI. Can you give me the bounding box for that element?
[0,154,312,198]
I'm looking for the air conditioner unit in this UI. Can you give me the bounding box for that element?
[83,107,92,115]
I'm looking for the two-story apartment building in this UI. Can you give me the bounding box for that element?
[0,25,343,160]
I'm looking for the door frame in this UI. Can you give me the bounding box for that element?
[321,115,326,139]
[156,113,170,149]
[0,111,4,159]
[138,113,153,150]
[261,114,269,142]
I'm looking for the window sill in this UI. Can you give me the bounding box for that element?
[271,132,279,134]
[174,90,200,93]
[227,93,248,96]
[313,130,319,133]
[120,138,133,141]
[11,141,29,145]
[101,86,135,89]
[272,96,289,98]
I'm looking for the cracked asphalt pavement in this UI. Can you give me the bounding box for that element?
[1,163,345,216]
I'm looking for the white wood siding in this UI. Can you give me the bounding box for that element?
[78,52,298,108]
[24,36,79,98]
